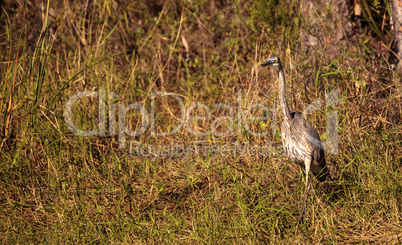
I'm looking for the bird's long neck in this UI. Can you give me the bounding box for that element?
[277,66,291,122]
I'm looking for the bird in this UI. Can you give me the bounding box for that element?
[260,55,327,223]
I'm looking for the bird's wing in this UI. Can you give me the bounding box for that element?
[289,112,325,162]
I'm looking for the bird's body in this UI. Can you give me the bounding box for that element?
[281,112,326,182]
[261,55,327,222]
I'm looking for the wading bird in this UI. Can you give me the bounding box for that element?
[261,55,327,223]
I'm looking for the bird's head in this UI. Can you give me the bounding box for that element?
[260,55,282,70]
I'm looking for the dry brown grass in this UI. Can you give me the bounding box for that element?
[0,0,401,243]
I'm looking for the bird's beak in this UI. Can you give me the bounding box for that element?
[260,60,273,67]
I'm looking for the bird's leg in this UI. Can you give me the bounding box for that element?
[298,176,312,224]
[304,158,311,189]
[298,158,312,224]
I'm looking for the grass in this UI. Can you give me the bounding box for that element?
[1,0,401,243]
